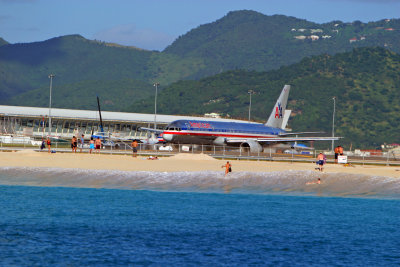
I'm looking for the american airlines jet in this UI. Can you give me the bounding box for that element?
[159,85,339,152]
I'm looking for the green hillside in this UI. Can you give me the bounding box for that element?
[7,79,154,111]
[127,47,400,149]
[0,35,157,99]
[164,10,400,78]
[0,34,204,103]
[0,10,399,107]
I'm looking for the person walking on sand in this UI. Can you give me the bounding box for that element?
[79,134,85,153]
[221,161,232,175]
[131,139,138,157]
[89,137,95,154]
[95,137,102,154]
[316,152,325,172]
[46,137,51,153]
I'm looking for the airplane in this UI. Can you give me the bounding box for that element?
[158,85,339,152]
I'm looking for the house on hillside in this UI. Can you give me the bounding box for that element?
[322,35,331,39]
[309,35,319,41]
[385,28,395,31]
[294,35,306,40]
[204,113,221,118]
[382,143,400,149]
[349,37,357,43]
[310,29,323,33]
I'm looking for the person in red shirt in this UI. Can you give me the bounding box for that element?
[46,137,51,153]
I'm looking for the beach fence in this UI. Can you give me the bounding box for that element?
[2,140,400,166]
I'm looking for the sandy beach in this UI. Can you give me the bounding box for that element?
[0,150,399,178]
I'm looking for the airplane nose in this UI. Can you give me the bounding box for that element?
[163,134,174,141]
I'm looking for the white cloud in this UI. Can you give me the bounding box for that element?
[93,24,176,51]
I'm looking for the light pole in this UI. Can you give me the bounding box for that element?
[153,82,159,129]
[331,96,336,151]
[248,90,256,122]
[48,74,55,136]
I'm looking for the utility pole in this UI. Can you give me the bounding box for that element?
[248,90,256,122]
[153,82,160,129]
[331,96,336,152]
[48,74,55,136]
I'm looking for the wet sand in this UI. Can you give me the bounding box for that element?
[0,151,399,178]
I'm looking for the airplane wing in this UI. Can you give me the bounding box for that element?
[226,136,340,144]
[278,132,324,136]
[139,127,164,134]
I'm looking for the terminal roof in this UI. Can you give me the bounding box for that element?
[0,105,253,124]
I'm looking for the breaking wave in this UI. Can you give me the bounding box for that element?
[1,167,400,199]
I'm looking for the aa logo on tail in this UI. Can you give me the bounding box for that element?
[274,103,283,118]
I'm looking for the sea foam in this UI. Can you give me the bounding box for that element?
[0,167,399,198]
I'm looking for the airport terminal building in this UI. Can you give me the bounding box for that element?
[0,105,245,141]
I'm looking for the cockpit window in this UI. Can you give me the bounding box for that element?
[166,126,181,131]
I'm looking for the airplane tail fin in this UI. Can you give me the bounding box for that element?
[265,85,291,129]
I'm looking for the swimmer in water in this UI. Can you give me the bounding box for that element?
[306,178,321,185]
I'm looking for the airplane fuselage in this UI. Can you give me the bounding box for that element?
[162,120,285,145]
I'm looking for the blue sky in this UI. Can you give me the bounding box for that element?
[0,0,399,51]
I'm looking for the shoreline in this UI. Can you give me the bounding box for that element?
[0,151,399,178]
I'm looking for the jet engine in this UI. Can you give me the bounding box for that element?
[240,139,263,153]
[213,136,227,146]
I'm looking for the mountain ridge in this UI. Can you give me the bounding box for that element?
[0,10,399,125]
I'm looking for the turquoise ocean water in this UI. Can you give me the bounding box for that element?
[0,167,400,266]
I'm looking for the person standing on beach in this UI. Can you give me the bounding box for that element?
[71,136,77,153]
[316,152,325,172]
[334,146,339,163]
[79,134,85,153]
[46,137,51,153]
[222,161,232,175]
[95,137,102,154]
[89,137,95,154]
[338,145,344,156]
[40,138,46,151]
[131,139,138,157]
